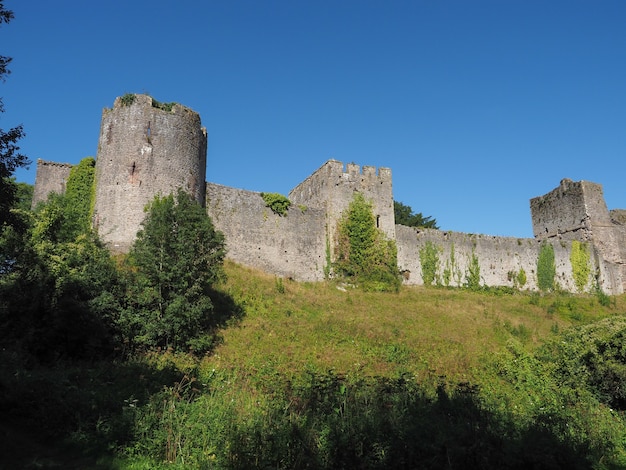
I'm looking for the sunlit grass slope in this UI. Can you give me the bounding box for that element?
[202,260,625,386]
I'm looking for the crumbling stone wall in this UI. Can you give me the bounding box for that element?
[31,159,72,208]
[530,178,624,294]
[92,94,207,252]
[206,183,327,281]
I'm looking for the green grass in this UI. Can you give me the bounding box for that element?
[204,261,621,385]
[2,260,626,469]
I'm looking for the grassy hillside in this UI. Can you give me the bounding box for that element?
[206,261,620,383]
[2,260,626,469]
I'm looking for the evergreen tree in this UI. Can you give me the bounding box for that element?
[394,200,438,229]
[335,192,400,291]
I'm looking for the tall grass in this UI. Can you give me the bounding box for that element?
[2,261,625,469]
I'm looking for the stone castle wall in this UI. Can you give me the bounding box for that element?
[93,94,207,252]
[206,183,327,281]
[396,226,609,293]
[31,159,73,208]
[30,94,626,295]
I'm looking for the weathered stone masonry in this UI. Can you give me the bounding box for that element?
[32,160,73,207]
[31,94,626,294]
[92,94,207,252]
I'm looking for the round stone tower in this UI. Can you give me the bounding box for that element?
[93,94,207,251]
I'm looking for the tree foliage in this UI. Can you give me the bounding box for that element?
[334,192,400,291]
[0,189,121,360]
[122,189,226,352]
[538,316,626,411]
[0,2,28,228]
[394,200,438,229]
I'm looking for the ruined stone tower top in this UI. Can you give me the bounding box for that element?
[530,178,612,242]
[31,159,73,208]
[92,94,207,251]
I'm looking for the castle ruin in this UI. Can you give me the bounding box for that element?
[32,94,626,294]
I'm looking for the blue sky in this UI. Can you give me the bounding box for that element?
[3,0,625,238]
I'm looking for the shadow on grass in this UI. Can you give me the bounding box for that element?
[219,374,597,470]
[0,364,602,470]
[0,287,246,469]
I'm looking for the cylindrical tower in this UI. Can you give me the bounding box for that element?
[93,94,207,251]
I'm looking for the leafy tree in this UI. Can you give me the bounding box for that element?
[394,200,438,229]
[0,2,28,228]
[0,191,122,360]
[14,179,32,211]
[334,192,400,291]
[122,189,226,352]
[0,153,122,360]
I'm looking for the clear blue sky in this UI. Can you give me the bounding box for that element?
[3,0,625,238]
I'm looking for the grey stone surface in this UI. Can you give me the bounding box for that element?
[31,93,626,294]
[31,159,72,208]
[206,183,326,281]
[92,94,207,252]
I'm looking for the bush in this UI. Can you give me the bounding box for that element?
[260,192,291,216]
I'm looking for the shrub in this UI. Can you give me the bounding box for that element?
[260,192,291,216]
[120,93,136,106]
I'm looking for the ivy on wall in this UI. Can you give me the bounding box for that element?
[464,249,481,290]
[508,269,527,289]
[570,240,591,293]
[64,157,96,237]
[419,241,440,287]
[537,242,556,292]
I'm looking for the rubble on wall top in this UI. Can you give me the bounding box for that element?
[37,159,72,168]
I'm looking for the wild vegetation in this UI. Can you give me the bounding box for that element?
[260,191,291,216]
[3,6,626,468]
[334,192,400,291]
[3,156,626,468]
[2,255,626,468]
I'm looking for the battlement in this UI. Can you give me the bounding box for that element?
[35,159,73,169]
